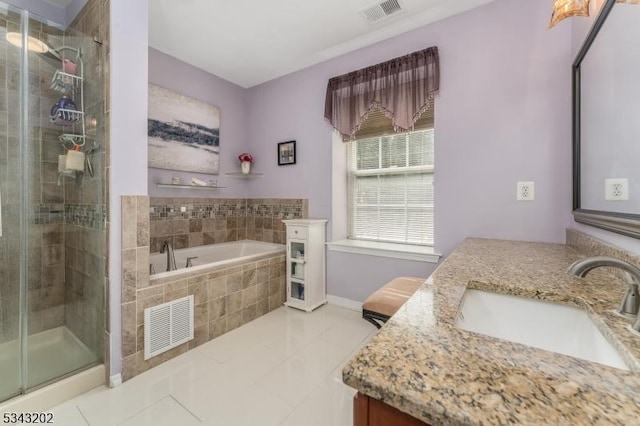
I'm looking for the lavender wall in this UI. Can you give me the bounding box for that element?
[246,0,574,301]
[148,48,251,198]
[109,0,148,378]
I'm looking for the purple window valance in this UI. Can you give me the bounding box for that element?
[324,46,439,140]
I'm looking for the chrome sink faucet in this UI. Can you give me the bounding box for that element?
[160,241,177,271]
[568,256,640,331]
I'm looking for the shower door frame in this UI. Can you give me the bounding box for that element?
[17,9,30,401]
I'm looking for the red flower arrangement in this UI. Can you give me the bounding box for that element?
[238,153,253,163]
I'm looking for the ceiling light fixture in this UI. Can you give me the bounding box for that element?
[5,32,49,53]
[549,0,590,28]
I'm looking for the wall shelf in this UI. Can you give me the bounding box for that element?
[156,183,226,189]
[225,172,264,179]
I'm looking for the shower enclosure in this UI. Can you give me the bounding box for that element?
[0,2,105,403]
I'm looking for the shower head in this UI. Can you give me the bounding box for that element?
[5,32,62,61]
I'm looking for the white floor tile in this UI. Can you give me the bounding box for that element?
[254,356,326,407]
[283,312,337,340]
[49,304,376,426]
[174,383,292,426]
[219,344,287,385]
[299,336,358,376]
[75,384,160,426]
[119,396,201,426]
[255,338,352,407]
[47,402,89,426]
[196,327,267,364]
[250,323,316,358]
[75,352,225,425]
[320,304,362,321]
[279,376,356,426]
[322,317,377,349]
[132,350,227,393]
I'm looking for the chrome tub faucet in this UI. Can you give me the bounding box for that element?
[160,241,177,272]
[568,256,640,331]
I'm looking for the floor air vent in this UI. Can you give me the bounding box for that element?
[144,295,194,360]
[359,0,403,23]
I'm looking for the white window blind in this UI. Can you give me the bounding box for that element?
[347,129,434,246]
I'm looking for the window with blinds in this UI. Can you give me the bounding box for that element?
[347,107,434,246]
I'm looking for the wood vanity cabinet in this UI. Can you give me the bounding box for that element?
[354,392,430,426]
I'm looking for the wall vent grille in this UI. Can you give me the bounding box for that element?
[359,0,403,23]
[144,295,194,360]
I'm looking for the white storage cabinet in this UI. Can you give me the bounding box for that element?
[282,219,328,312]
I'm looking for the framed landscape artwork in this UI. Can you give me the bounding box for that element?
[148,84,221,174]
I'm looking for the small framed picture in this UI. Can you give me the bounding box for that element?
[278,140,296,166]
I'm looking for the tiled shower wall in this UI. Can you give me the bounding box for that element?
[66,0,110,370]
[63,206,106,355]
[149,198,308,253]
[121,196,287,382]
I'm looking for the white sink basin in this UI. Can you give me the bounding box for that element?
[455,289,629,370]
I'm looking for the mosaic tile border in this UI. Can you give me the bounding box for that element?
[149,198,309,252]
[149,198,307,221]
[64,204,106,229]
[32,203,65,225]
[28,203,106,229]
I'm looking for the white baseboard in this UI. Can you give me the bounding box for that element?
[327,295,362,312]
[109,373,122,388]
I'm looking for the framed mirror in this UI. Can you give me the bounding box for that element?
[573,0,640,238]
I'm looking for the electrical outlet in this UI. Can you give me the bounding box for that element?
[605,178,629,201]
[517,181,535,201]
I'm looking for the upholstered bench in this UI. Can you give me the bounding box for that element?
[362,276,426,328]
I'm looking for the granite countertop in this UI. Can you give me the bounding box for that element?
[342,238,640,425]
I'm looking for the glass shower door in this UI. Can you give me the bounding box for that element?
[0,3,26,402]
[22,14,103,391]
[0,2,104,402]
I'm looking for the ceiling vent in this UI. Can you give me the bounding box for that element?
[359,0,404,23]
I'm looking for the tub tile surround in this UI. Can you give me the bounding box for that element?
[121,196,287,382]
[149,197,308,253]
[343,234,640,425]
